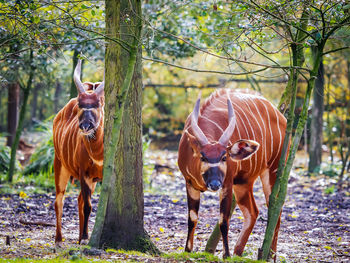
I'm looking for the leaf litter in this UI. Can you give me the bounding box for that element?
[0,149,349,262]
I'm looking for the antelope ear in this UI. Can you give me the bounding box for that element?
[185,131,201,154]
[228,139,260,161]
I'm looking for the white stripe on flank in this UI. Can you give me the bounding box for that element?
[250,98,267,164]
[261,100,273,161]
[242,98,263,175]
[232,101,255,174]
[231,107,252,171]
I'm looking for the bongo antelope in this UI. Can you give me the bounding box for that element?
[53,59,104,246]
[178,89,286,258]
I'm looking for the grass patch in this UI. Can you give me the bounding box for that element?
[0,170,55,195]
[163,251,264,262]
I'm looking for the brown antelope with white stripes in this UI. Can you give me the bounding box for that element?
[178,89,286,259]
[53,59,104,246]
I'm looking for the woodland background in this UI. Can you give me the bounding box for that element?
[0,0,349,262]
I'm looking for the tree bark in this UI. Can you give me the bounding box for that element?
[89,0,158,253]
[30,83,39,122]
[7,49,35,182]
[260,43,324,260]
[6,82,20,146]
[308,58,324,173]
[259,7,310,260]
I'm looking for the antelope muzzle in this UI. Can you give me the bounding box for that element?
[79,110,97,134]
[203,166,223,191]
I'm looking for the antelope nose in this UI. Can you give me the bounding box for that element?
[79,122,92,131]
[207,180,221,191]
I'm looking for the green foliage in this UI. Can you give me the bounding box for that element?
[0,143,11,173]
[322,164,342,178]
[324,185,335,194]
[24,121,54,176]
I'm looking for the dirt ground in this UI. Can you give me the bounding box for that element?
[0,150,349,262]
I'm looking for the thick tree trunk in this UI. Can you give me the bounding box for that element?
[308,59,324,173]
[89,0,157,253]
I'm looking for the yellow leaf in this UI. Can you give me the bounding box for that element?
[159,227,164,233]
[288,214,298,218]
[19,191,28,199]
[172,199,179,203]
[324,246,332,250]
[25,238,31,242]
[304,231,309,234]
[205,224,210,228]
[337,237,342,242]
[237,216,244,220]
[177,247,184,251]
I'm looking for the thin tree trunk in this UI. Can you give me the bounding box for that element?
[260,43,324,260]
[30,83,39,122]
[308,58,324,173]
[259,8,310,260]
[6,82,20,146]
[7,49,35,182]
[0,89,3,131]
[89,0,158,253]
[54,80,62,113]
[326,73,334,164]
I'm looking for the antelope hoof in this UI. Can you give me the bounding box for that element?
[80,239,89,246]
[223,252,230,259]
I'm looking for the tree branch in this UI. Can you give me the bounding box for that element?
[142,56,269,75]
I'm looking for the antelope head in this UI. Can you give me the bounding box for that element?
[74,59,104,136]
[186,95,260,191]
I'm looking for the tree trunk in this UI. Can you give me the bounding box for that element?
[54,80,62,113]
[6,82,20,146]
[260,43,324,260]
[7,49,35,182]
[259,8,309,260]
[30,84,39,122]
[89,0,158,253]
[308,58,324,173]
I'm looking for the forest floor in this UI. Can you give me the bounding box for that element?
[0,149,349,262]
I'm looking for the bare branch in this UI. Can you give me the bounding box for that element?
[142,56,269,76]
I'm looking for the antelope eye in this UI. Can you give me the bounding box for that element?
[222,156,227,162]
[200,156,206,162]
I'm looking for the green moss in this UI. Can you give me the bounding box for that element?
[132,235,160,255]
